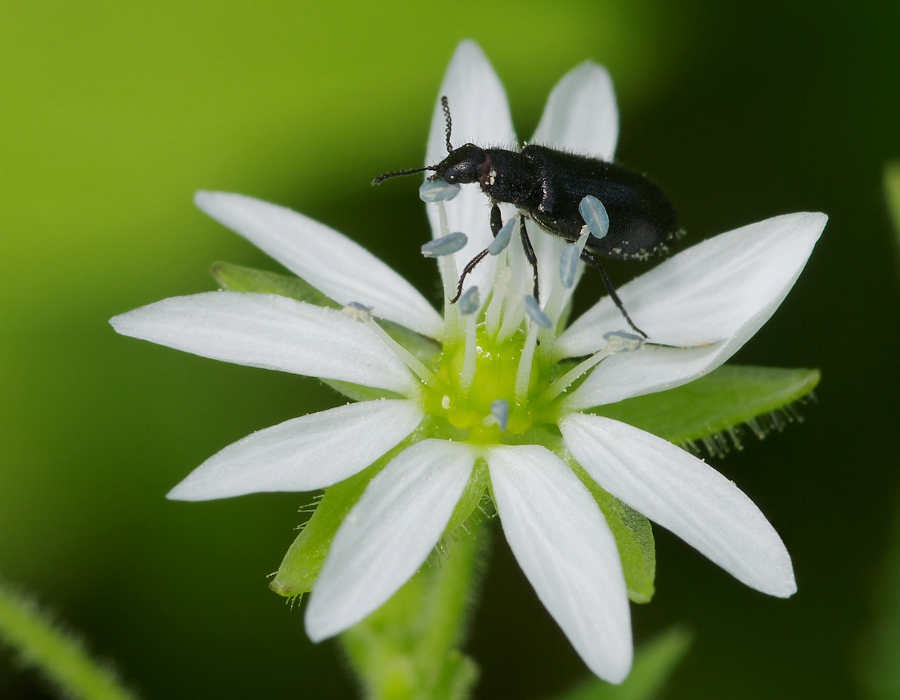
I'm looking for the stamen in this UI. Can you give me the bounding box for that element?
[523,295,551,329]
[603,330,645,351]
[419,179,461,202]
[433,201,459,338]
[421,232,468,258]
[459,286,480,393]
[490,399,509,432]
[488,217,516,255]
[538,225,594,352]
[458,286,480,316]
[342,303,439,391]
[342,301,374,322]
[485,265,510,339]
[515,318,541,402]
[579,195,610,239]
[497,292,525,344]
[559,245,580,289]
[541,330,644,403]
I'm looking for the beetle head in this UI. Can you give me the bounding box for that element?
[431,144,489,185]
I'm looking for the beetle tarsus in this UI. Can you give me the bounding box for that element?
[450,248,490,304]
[580,249,648,339]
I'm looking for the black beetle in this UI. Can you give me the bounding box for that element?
[374,97,682,338]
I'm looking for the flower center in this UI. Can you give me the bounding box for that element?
[423,324,561,443]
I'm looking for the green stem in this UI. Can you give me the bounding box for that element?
[339,518,488,700]
[0,577,138,700]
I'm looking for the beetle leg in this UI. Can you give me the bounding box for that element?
[450,248,490,304]
[580,249,648,339]
[518,217,540,304]
[450,204,506,304]
[490,203,503,236]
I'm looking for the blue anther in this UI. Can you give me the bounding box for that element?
[603,330,644,351]
[578,195,610,240]
[523,295,552,329]
[488,217,516,255]
[421,232,468,258]
[490,399,509,432]
[458,286,480,315]
[419,179,461,202]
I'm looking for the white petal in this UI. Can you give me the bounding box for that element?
[565,341,726,410]
[305,439,476,640]
[110,292,416,395]
[560,413,796,598]
[487,445,632,683]
[425,41,516,299]
[527,63,617,305]
[195,191,443,339]
[167,400,423,501]
[532,61,619,160]
[556,212,827,357]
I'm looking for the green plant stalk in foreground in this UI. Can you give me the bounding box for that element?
[0,577,137,700]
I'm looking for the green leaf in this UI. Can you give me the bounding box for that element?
[0,577,138,700]
[590,365,819,453]
[553,627,692,700]
[568,460,655,604]
[339,519,486,700]
[886,162,900,239]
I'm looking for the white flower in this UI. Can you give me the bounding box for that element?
[110,41,825,684]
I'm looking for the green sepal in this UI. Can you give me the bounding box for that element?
[567,459,655,604]
[589,365,819,450]
[269,466,376,598]
[554,627,692,700]
[340,519,486,700]
[211,261,342,309]
[270,436,418,597]
[443,460,489,536]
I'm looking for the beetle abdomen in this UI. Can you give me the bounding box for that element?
[522,145,681,261]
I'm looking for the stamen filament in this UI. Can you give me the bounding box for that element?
[541,331,643,403]
[435,201,460,337]
[367,319,439,391]
[515,320,541,402]
[497,293,524,344]
[459,287,480,393]
[539,227,593,351]
[540,345,615,403]
[485,260,510,339]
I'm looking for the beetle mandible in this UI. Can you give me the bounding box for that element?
[374,97,682,339]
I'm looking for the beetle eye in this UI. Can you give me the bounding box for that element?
[443,172,458,184]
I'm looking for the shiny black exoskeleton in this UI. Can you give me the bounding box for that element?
[374,97,682,337]
[432,141,679,264]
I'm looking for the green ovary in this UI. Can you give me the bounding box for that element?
[423,324,558,443]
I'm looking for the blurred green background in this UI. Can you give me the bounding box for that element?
[2,1,899,698]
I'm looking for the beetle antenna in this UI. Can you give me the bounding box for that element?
[372,165,436,185]
[441,96,453,153]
